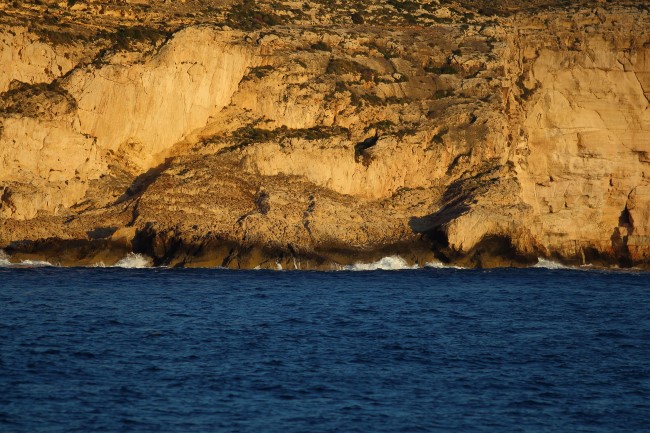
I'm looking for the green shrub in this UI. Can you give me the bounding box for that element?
[361,93,382,105]
[386,0,419,13]
[221,125,349,152]
[367,41,396,59]
[37,28,77,45]
[326,59,376,82]
[94,26,170,51]
[425,65,459,75]
[351,12,364,24]
[367,120,395,132]
[226,0,282,30]
[243,65,275,81]
[310,41,331,52]
[433,89,453,99]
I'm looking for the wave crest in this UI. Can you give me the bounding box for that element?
[17,259,54,267]
[344,256,419,271]
[113,253,153,269]
[534,258,571,269]
[0,250,55,267]
[0,249,10,267]
[424,261,464,269]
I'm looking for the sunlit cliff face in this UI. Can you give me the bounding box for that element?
[0,1,649,268]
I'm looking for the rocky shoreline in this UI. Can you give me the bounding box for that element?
[2,233,646,270]
[1,1,650,270]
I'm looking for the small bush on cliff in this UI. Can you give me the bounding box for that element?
[290,126,349,140]
[425,64,459,75]
[219,125,350,153]
[366,120,395,134]
[232,125,349,144]
[367,41,397,59]
[110,26,168,51]
[227,0,282,30]
[386,0,419,13]
[351,12,364,24]
[37,28,77,45]
[310,41,331,52]
[433,89,453,99]
[243,65,275,81]
[326,59,376,82]
[232,125,277,146]
[0,81,77,118]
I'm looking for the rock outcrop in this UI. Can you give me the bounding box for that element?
[1,0,649,269]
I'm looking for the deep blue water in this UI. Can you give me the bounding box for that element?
[1,267,649,432]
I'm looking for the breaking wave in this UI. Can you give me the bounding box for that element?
[0,250,55,268]
[113,253,153,269]
[0,249,623,271]
[335,257,466,271]
[0,249,10,267]
[424,261,464,269]
[17,259,54,267]
[344,256,419,271]
[534,258,572,269]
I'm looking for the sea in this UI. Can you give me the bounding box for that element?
[1,255,649,432]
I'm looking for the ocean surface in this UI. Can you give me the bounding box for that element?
[1,262,649,432]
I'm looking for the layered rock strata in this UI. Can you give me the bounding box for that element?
[1,0,649,269]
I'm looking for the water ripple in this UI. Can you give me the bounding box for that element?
[0,267,649,432]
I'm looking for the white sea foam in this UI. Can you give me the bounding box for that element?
[344,256,419,271]
[534,258,571,269]
[0,251,54,267]
[424,261,464,269]
[0,250,55,267]
[0,249,11,267]
[19,259,54,267]
[113,253,153,268]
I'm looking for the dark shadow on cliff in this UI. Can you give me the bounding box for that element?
[408,204,468,264]
[87,226,117,240]
[4,237,131,266]
[354,133,378,166]
[610,229,631,266]
[605,205,634,267]
[460,235,536,268]
[131,223,436,268]
[408,171,536,267]
[408,174,475,262]
[113,158,172,205]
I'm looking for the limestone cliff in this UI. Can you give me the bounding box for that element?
[1,0,649,269]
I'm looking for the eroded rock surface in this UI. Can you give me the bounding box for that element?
[1,0,649,269]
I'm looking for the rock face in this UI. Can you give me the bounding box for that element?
[1,27,254,219]
[514,16,650,266]
[1,0,649,269]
